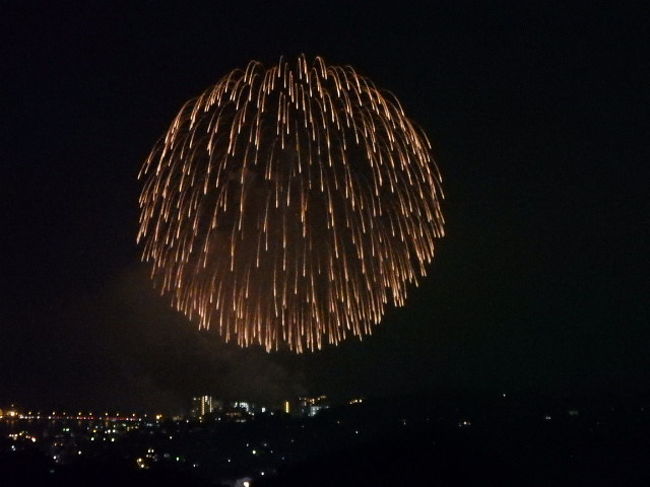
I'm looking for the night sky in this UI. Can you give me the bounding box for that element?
[2,3,646,413]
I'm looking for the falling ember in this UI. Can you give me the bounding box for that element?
[138,55,445,352]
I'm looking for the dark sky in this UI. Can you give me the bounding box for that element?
[2,2,646,413]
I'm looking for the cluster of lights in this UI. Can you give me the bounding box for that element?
[7,431,37,443]
[0,408,20,419]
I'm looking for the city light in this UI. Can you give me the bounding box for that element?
[2,394,625,485]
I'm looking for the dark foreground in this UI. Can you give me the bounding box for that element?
[2,394,649,486]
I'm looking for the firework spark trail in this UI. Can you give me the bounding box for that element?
[138,55,445,352]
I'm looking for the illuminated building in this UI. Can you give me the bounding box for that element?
[298,395,329,417]
[191,395,214,418]
[233,401,252,413]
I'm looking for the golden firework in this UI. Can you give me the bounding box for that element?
[138,55,444,352]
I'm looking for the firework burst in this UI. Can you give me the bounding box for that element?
[138,55,444,352]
